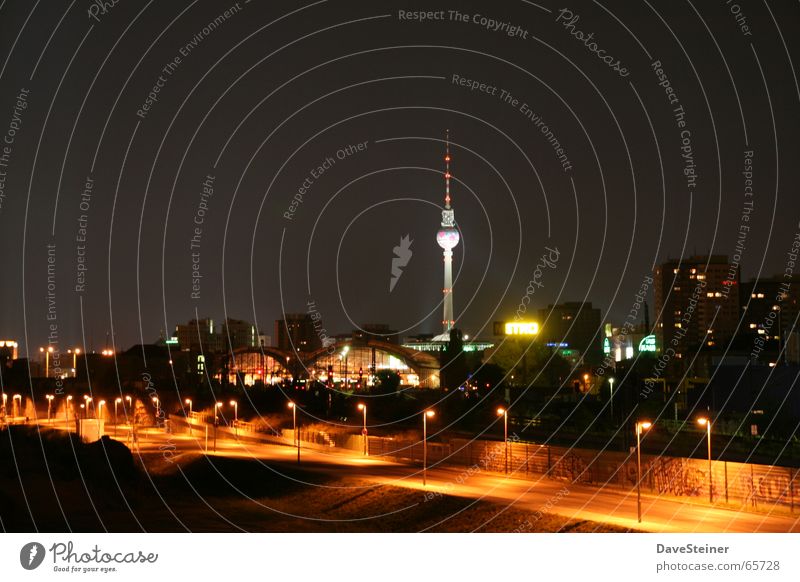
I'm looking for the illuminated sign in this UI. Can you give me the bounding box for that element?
[603,337,611,355]
[504,322,539,335]
[638,335,657,353]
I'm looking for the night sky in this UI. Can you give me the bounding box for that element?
[1,0,798,355]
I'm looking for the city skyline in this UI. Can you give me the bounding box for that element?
[2,0,800,547]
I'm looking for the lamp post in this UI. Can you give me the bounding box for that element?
[13,394,22,418]
[230,400,238,436]
[698,417,713,503]
[288,401,299,463]
[66,395,73,426]
[635,420,652,523]
[185,398,193,436]
[98,400,106,433]
[342,346,349,388]
[40,346,53,378]
[114,398,122,437]
[213,402,223,452]
[124,396,132,422]
[608,377,615,419]
[423,409,435,486]
[1,392,6,418]
[357,403,368,455]
[46,395,54,424]
[497,407,508,474]
[83,396,93,419]
[152,397,161,429]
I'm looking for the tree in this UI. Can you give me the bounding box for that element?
[487,338,570,388]
[373,370,400,395]
[440,328,468,389]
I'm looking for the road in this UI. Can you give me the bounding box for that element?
[100,422,800,533]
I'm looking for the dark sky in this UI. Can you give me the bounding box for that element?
[1,0,798,356]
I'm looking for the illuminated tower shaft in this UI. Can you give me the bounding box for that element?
[442,248,454,332]
[436,131,460,334]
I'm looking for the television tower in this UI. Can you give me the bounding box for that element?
[436,130,460,334]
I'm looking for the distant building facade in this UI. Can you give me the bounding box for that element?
[537,302,603,365]
[274,313,320,352]
[741,274,800,364]
[654,255,740,355]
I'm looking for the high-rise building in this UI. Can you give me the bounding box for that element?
[435,131,460,337]
[538,302,603,364]
[221,318,259,350]
[653,255,740,355]
[175,318,225,352]
[740,274,800,364]
[274,313,320,352]
[352,323,399,345]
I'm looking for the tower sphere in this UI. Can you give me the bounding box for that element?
[437,228,460,250]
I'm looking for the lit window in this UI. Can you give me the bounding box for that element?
[749,323,757,329]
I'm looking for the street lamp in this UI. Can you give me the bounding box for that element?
[230,400,238,436]
[83,395,92,419]
[13,394,21,418]
[66,395,73,425]
[68,348,81,377]
[608,377,615,419]
[342,346,349,387]
[288,401,299,463]
[98,400,106,422]
[497,407,508,474]
[357,403,368,455]
[635,420,652,523]
[213,402,223,452]
[697,417,713,503]
[40,346,54,378]
[46,394,54,424]
[423,409,435,486]
[185,398,193,436]
[114,398,122,436]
